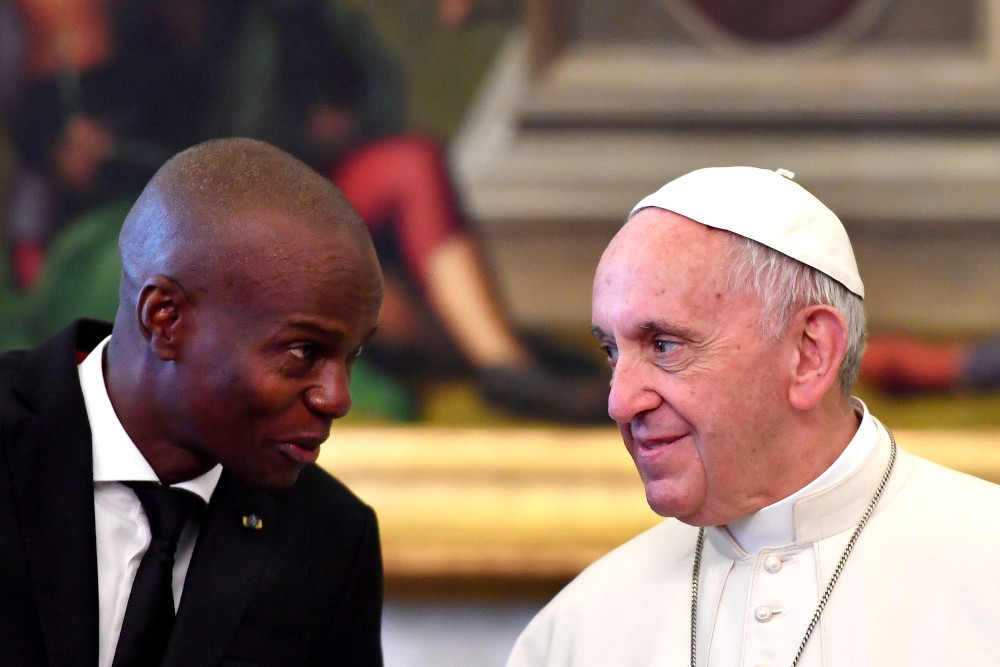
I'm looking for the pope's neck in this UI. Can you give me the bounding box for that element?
[725,398,873,553]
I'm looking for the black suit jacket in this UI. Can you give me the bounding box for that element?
[0,320,384,666]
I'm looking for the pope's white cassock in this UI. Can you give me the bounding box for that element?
[507,401,1000,666]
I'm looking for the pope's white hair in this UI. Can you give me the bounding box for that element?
[726,235,867,396]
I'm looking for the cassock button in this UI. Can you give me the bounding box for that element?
[764,555,782,574]
[242,514,263,530]
[754,606,778,623]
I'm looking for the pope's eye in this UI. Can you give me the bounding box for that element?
[654,339,679,354]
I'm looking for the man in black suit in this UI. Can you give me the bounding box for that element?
[0,137,385,666]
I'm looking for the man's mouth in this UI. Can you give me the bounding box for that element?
[275,440,322,464]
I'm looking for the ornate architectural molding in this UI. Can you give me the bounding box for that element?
[321,427,1000,589]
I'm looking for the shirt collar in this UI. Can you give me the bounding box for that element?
[79,336,221,503]
[724,397,877,554]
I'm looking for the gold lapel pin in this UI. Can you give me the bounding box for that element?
[242,514,263,530]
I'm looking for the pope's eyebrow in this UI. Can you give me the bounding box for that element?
[638,320,672,333]
[638,320,698,341]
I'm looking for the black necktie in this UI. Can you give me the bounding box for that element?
[112,483,204,667]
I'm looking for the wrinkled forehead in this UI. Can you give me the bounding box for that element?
[598,209,735,278]
[593,210,738,323]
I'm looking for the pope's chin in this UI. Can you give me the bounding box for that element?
[641,476,702,522]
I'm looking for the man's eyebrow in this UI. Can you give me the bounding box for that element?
[282,320,342,339]
[277,321,358,350]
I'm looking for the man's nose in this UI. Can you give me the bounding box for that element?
[607,356,660,424]
[305,361,352,419]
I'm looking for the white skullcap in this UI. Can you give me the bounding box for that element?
[630,167,864,298]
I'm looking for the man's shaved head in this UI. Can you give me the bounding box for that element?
[118,137,375,309]
[106,137,383,488]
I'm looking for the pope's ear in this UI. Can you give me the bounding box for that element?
[136,275,189,361]
[787,304,848,411]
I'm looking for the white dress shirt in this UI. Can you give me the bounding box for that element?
[78,337,222,667]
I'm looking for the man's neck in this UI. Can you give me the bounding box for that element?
[103,341,217,485]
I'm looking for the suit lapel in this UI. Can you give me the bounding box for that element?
[7,322,110,666]
[165,473,275,666]
[5,320,279,666]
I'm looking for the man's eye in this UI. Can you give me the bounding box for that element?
[289,343,316,360]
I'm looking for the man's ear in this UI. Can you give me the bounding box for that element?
[787,304,848,411]
[136,275,190,361]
